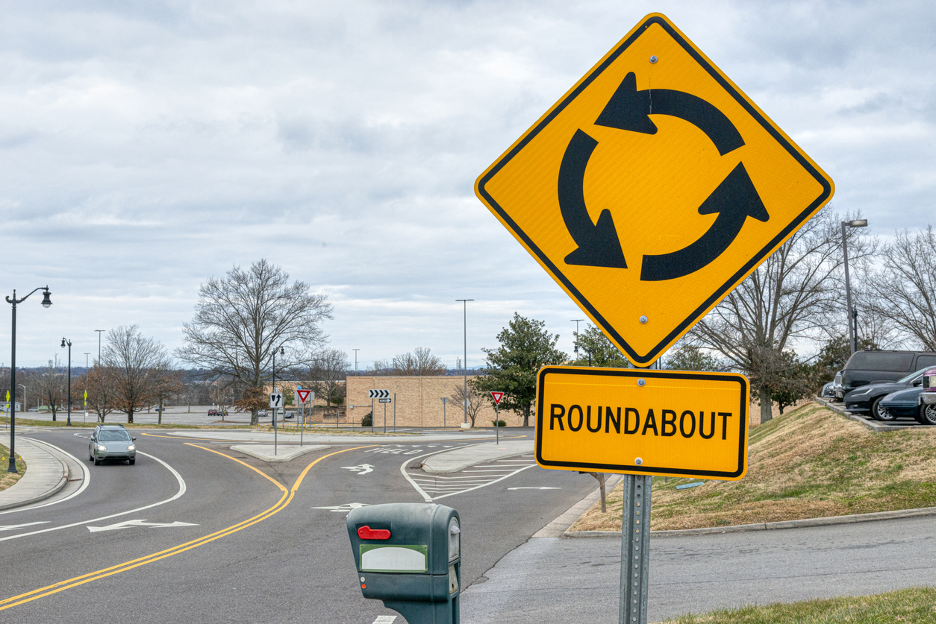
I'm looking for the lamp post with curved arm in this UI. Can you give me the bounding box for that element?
[61,338,72,426]
[5,286,52,473]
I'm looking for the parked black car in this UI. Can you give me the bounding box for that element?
[834,350,936,400]
[878,387,930,423]
[843,367,929,420]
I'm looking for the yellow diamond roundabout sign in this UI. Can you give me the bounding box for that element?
[475,13,834,366]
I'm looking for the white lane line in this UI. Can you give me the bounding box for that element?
[0,451,186,542]
[0,437,92,516]
[431,464,537,501]
[373,616,397,623]
[400,448,456,502]
[0,521,50,531]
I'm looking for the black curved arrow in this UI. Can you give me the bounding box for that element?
[595,72,744,156]
[640,163,769,281]
[558,129,628,269]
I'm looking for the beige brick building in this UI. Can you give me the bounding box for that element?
[345,376,523,428]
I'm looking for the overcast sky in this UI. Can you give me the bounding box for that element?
[2,0,934,369]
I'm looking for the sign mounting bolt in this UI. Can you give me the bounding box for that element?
[640,315,648,324]
[635,457,643,465]
[637,379,646,387]
[649,55,658,64]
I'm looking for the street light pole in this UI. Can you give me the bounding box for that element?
[571,319,585,360]
[841,219,868,355]
[61,338,72,426]
[5,286,52,473]
[84,352,90,369]
[353,349,359,374]
[95,330,105,365]
[17,384,26,413]
[456,299,473,424]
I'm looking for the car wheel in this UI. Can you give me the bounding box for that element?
[917,404,936,426]
[94,457,101,465]
[871,397,895,421]
[129,459,135,465]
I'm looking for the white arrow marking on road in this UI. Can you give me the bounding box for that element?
[507,487,562,490]
[87,519,199,533]
[312,503,369,513]
[341,464,374,475]
[0,521,50,532]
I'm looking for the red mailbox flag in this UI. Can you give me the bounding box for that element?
[490,391,504,405]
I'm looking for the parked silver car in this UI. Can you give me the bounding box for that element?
[89,425,136,465]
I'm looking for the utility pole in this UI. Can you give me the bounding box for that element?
[456,299,473,424]
[95,330,106,365]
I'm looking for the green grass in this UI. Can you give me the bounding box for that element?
[0,442,27,492]
[658,586,936,623]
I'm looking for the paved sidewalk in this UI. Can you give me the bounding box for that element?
[0,435,68,511]
[421,440,534,474]
[168,430,498,444]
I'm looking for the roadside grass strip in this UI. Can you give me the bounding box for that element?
[570,401,936,532]
[0,443,25,493]
[0,443,375,611]
[657,586,936,623]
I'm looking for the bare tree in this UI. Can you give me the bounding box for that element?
[692,210,870,424]
[82,366,118,422]
[177,260,333,425]
[371,347,446,376]
[36,357,66,421]
[151,365,184,425]
[452,380,486,427]
[870,228,936,350]
[306,349,349,424]
[103,325,171,423]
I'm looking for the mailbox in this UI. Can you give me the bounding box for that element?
[347,503,461,624]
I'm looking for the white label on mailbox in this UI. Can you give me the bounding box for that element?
[448,564,458,594]
[361,546,427,572]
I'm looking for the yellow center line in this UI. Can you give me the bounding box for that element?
[0,443,377,611]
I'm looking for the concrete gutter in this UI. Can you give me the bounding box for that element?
[420,440,534,474]
[815,396,918,432]
[0,435,68,512]
[534,474,624,538]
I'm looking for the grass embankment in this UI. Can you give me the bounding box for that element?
[657,586,936,623]
[571,401,936,532]
[0,443,26,492]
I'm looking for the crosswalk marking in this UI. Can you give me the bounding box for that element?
[402,453,538,501]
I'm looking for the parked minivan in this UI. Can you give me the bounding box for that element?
[834,350,936,400]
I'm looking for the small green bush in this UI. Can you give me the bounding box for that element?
[361,412,373,427]
[492,419,507,427]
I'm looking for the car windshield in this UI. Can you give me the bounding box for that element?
[897,368,931,384]
[98,430,131,442]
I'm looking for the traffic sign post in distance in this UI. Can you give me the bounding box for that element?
[490,391,504,445]
[475,13,834,367]
[269,393,283,409]
[296,389,313,404]
[535,366,749,480]
[369,389,390,399]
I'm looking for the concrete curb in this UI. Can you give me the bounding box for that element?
[565,503,936,538]
[815,397,918,431]
[421,440,534,474]
[0,436,69,512]
[231,444,329,463]
[533,474,624,538]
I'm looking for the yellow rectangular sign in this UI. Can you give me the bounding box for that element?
[536,366,749,480]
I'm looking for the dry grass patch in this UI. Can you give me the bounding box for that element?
[570,402,936,532]
[656,586,936,623]
[0,443,26,492]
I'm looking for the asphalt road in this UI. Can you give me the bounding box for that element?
[0,427,596,623]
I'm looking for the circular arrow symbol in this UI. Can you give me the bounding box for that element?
[558,72,769,281]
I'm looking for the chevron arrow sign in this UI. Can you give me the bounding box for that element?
[368,389,390,399]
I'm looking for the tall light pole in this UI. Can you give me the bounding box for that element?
[5,286,52,473]
[842,219,868,355]
[84,353,90,369]
[353,349,359,374]
[456,299,473,424]
[95,330,105,365]
[61,338,72,426]
[17,384,26,412]
[571,319,585,360]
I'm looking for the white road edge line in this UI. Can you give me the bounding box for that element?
[400,448,459,502]
[0,437,92,516]
[0,451,186,542]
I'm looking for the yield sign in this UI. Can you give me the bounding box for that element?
[296,389,312,404]
[475,13,834,366]
[490,391,504,405]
